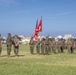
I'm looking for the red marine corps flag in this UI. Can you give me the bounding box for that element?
[34,17,42,40]
[38,17,42,32]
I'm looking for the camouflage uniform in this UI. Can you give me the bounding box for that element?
[57,39,63,53]
[51,40,57,54]
[41,38,45,54]
[48,40,51,54]
[29,37,34,54]
[0,34,2,55]
[67,39,74,53]
[64,41,68,49]
[73,41,76,51]
[6,33,12,56]
[61,40,64,53]
[36,39,41,54]
[45,37,50,54]
[13,36,19,56]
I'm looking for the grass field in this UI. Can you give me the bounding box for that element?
[0,45,76,75]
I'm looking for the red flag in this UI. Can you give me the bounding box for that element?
[34,19,39,40]
[38,18,42,32]
[34,18,42,40]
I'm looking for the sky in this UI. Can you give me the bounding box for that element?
[0,0,76,37]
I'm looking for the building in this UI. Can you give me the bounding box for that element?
[64,34,72,39]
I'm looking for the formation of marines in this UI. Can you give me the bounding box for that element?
[0,33,76,56]
[0,33,19,56]
[30,36,76,55]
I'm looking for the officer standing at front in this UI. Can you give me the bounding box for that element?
[13,35,19,56]
[6,33,12,56]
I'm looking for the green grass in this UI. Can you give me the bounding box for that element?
[0,45,76,75]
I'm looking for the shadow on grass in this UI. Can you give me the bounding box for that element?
[0,55,25,57]
[31,53,51,55]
